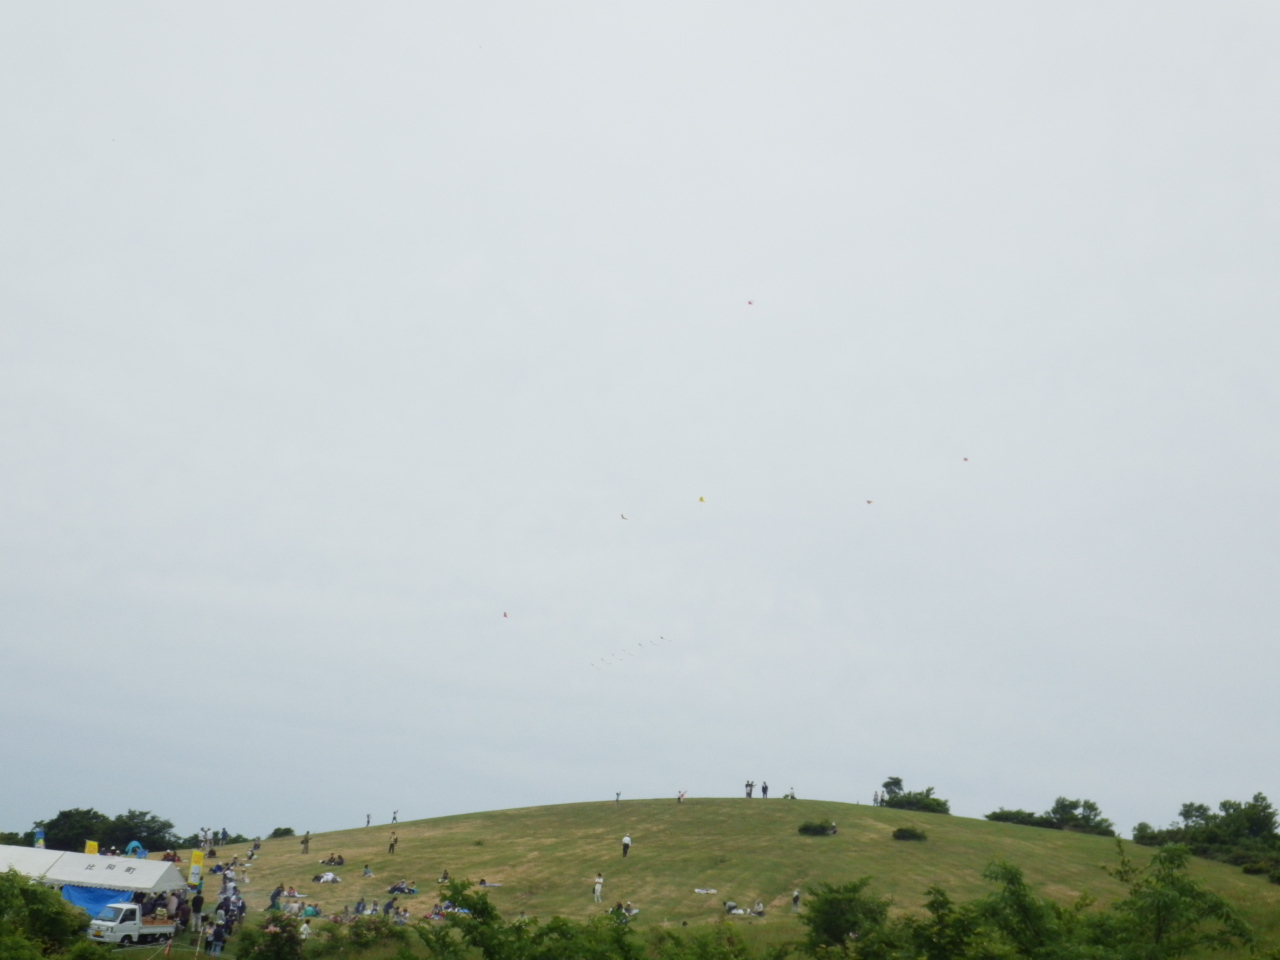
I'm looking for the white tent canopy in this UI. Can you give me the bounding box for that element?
[0,846,64,877]
[0,845,188,892]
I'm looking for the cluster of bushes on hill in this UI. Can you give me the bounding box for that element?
[985,797,1116,836]
[874,777,951,814]
[797,820,838,836]
[1133,793,1280,884]
[239,853,1258,960]
[0,808,249,852]
[892,826,927,841]
[0,868,106,960]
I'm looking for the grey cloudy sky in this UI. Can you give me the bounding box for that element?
[3,3,1278,840]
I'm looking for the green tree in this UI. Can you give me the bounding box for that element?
[797,878,892,955]
[986,798,1115,836]
[896,887,981,960]
[33,811,112,853]
[881,778,904,799]
[102,810,179,851]
[1104,842,1254,959]
[882,787,950,815]
[235,912,305,960]
[0,868,91,956]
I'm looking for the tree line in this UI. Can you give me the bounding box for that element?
[0,808,249,853]
[874,777,1280,884]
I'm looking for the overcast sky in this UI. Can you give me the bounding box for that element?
[3,3,1279,841]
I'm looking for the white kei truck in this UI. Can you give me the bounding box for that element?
[86,902,177,945]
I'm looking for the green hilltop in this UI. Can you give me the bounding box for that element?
[205,798,1280,950]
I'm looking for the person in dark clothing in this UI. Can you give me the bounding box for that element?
[761,782,769,799]
[191,893,205,919]
[269,885,285,911]
[383,897,397,916]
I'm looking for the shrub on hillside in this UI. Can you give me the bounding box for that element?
[1133,793,1279,881]
[986,798,1115,836]
[268,827,295,839]
[893,826,927,841]
[798,820,838,836]
[883,787,950,815]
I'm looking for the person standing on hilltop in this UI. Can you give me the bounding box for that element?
[366,814,371,828]
[593,873,604,902]
[762,782,769,799]
[301,832,310,855]
[621,834,631,858]
[392,810,398,824]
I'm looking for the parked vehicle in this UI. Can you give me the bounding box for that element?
[87,902,176,944]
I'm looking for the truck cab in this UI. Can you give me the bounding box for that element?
[87,902,176,945]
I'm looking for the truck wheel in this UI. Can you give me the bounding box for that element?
[120,936,133,945]
[159,934,170,942]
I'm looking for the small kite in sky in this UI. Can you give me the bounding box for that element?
[699,496,705,502]
[747,301,754,305]
[621,514,628,520]
[866,501,873,504]
[963,457,969,461]
[503,612,509,618]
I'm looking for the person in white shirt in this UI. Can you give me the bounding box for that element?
[621,835,631,858]
[300,921,311,941]
[593,874,603,902]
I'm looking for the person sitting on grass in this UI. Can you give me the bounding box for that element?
[437,869,449,883]
[751,901,765,916]
[363,865,373,877]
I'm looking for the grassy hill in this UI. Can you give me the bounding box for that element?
[191,798,1280,950]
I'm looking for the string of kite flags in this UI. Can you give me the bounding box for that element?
[500,455,971,670]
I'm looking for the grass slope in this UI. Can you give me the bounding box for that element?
[194,799,1280,947]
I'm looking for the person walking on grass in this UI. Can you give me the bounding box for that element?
[388,832,398,855]
[621,834,631,858]
[593,874,604,903]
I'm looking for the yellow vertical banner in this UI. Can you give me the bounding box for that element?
[85,841,99,855]
[188,850,204,888]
